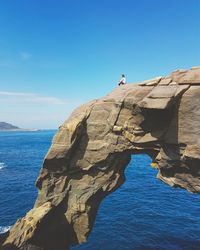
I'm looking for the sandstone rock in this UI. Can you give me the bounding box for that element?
[164,86,200,145]
[184,144,200,159]
[158,77,172,85]
[138,76,162,86]
[1,67,200,250]
[138,84,189,109]
[171,69,188,82]
[178,68,200,84]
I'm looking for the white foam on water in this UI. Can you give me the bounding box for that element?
[0,226,11,234]
[0,162,6,170]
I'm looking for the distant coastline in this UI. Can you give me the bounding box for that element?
[0,128,41,132]
[0,122,40,132]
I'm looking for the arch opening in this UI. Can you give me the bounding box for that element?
[71,154,200,250]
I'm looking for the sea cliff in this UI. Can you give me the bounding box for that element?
[1,67,200,250]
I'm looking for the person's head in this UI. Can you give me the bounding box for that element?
[122,74,125,77]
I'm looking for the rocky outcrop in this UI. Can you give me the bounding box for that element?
[1,67,200,250]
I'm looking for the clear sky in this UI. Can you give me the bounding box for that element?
[0,0,199,129]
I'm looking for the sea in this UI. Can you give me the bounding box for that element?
[0,130,199,250]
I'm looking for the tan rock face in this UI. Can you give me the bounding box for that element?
[1,67,200,250]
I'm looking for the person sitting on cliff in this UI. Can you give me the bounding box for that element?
[118,74,126,86]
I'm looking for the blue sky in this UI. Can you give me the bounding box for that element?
[0,0,199,129]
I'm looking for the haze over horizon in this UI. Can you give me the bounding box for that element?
[0,0,199,129]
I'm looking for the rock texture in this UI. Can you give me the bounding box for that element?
[1,67,200,250]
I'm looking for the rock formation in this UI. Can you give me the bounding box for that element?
[1,67,200,250]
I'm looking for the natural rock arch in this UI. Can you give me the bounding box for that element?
[1,67,200,250]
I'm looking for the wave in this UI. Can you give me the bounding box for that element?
[0,226,11,234]
[0,162,6,170]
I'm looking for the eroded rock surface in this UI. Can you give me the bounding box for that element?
[1,67,200,250]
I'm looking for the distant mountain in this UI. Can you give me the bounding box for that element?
[0,122,40,131]
[0,122,20,130]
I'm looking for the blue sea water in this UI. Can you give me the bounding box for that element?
[0,131,200,250]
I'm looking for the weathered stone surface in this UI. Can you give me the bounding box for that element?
[178,67,200,84]
[138,76,162,86]
[164,86,200,145]
[158,77,172,85]
[138,84,190,109]
[1,67,200,250]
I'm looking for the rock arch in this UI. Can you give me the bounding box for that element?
[1,67,200,250]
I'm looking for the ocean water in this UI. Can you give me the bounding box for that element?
[0,131,200,250]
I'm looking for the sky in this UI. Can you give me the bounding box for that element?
[0,0,199,129]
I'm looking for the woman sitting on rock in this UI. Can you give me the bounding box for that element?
[118,74,126,86]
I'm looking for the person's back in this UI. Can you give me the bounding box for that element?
[118,74,126,86]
